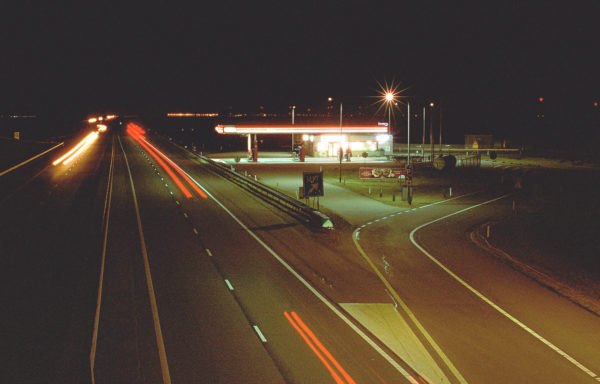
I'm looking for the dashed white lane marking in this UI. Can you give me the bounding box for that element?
[410,194,600,381]
[253,325,267,343]
[224,279,234,291]
[178,167,413,379]
[206,248,212,257]
[193,228,198,235]
[175,200,180,205]
[359,191,481,229]
[183,212,188,218]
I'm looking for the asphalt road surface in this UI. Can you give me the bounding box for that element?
[2,126,418,383]
[355,192,600,383]
[3,122,599,383]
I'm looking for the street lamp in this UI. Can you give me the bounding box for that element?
[291,105,296,152]
[429,102,435,161]
[385,92,394,132]
[339,99,343,182]
[328,97,344,182]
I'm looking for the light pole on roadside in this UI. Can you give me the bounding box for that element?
[429,101,435,162]
[422,106,426,160]
[438,103,443,155]
[339,101,343,183]
[407,102,410,166]
[291,105,295,152]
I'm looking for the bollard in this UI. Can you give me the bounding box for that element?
[379,187,382,198]
[254,174,258,181]
[486,225,490,238]
[393,194,395,202]
[449,187,452,197]
[369,186,371,195]
[245,170,247,177]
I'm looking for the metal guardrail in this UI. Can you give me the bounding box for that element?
[159,136,334,229]
[197,154,334,228]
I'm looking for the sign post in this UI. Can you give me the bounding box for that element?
[302,171,324,198]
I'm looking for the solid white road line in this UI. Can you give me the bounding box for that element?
[90,138,115,384]
[409,194,600,381]
[0,142,64,177]
[119,136,172,384]
[352,227,468,384]
[178,167,415,381]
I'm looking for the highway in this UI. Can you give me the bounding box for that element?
[1,129,111,383]
[355,191,600,383]
[2,120,599,383]
[1,123,421,383]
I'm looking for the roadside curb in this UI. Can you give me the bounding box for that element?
[469,222,600,317]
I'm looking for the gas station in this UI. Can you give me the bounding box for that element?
[214,123,393,161]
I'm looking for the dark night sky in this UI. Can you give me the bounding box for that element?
[1,1,599,142]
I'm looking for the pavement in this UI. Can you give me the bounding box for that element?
[213,152,407,225]
[216,154,458,383]
[210,151,600,383]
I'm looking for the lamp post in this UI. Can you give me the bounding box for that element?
[339,101,343,183]
[291,105,295,152]
[384,92,395,158]
[429,102,435,162]
[407,102,410,166]
[385,92,394,132]
[438,103,443,155]
[422,106,426,160]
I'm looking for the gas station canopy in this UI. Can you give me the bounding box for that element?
[215,124,389,134]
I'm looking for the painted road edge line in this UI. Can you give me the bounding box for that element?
[352,227,468,384]
[409,193,600,381]
[0,142,64,177]
[178,167,416,381]
[90,138,115,384]
[119,136,172,384]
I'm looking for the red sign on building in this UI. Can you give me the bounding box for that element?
[359,167,406,179]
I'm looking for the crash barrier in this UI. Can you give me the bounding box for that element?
[159,134,334,229]
[197,154,334,228]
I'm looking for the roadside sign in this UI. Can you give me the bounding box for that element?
[13,131,20,140]
[303,171,324,197]
[359,167,405,179]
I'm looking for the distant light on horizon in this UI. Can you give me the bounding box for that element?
[167,112,219,117]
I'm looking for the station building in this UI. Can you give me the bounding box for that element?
[214,123,393,157]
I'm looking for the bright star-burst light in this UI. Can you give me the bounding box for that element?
[369,79,410,123]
